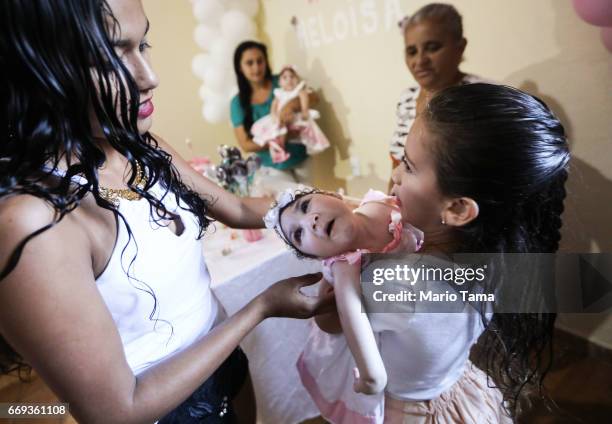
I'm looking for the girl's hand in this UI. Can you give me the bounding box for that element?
[352,367,387,395]
[257,273,334,319]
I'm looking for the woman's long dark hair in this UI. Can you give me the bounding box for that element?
[232,40,273,134]
[425,83,570,417]
[0,0,213,374]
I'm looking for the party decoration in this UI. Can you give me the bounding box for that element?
[572,0,612,27]
[191,52,212,79]
[194,25,220,51]
[215,144,261,196]
[193,0,224,25]
[572,0,612,53]
[221,10,256,44]
[185,139,217,180]
[190,0,260,123]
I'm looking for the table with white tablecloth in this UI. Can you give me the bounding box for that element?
[203,224,322,424]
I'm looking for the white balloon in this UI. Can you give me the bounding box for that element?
[199,84,215,101]
[203,67,224,91]
[191,53,212,79]
[192,0,225,24]
[227,0,259,17]
[193,24,220,51]
[203,66,234,92]
[221,10,256,45]
[209,37,234,66]
[225,85,239,101]
[202,100,228,123]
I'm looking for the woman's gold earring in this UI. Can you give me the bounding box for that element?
[441,218,446,225]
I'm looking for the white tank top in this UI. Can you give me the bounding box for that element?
[55,170,219,375]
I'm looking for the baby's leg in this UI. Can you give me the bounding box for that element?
[276,132,287,148]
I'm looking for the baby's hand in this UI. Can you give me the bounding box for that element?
[352,367,387,395]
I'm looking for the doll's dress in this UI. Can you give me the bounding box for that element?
[296,190,423,424]
[251,81,331,159]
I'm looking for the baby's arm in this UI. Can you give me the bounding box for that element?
[298,88,310,120]
[271,97,280,124]
[333,261,387,394]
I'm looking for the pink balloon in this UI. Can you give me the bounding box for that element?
[572,0,612,27]
[601,27,612,53]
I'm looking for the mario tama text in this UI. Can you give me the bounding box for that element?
[371,288,494,303]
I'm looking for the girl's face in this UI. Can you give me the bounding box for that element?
[279,193,355,258]
[279,69,299,91]
[390,118,447,234]
[99,0,159,135]
[239,48,267,84]
[404,19,465,91]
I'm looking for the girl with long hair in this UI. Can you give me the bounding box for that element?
[313,83,568,423]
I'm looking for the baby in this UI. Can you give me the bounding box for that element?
[264,188,423,423]
[251,65,330,163]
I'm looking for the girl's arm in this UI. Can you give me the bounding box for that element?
[332,261,387,395]
[153,134,270,229]
[0,201,330,424]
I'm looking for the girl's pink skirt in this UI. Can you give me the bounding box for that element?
[384,362,513,424]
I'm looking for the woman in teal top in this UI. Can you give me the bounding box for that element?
[230,41,310,182]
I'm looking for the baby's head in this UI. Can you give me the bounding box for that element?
[278,65,300,91]
[264,188,356,259]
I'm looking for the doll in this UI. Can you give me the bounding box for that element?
[251,65,330,163]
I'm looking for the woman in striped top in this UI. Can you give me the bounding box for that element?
[389,3,487,188]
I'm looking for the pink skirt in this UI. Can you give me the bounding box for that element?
[384,362,513,424]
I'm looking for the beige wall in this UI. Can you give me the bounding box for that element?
[145,0,236,161]
[145,1,612,347]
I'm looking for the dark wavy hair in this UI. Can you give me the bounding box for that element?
[232,40,273,134]
[0,0,213,374]
[425,83,570,417]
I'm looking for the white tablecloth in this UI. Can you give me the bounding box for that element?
[203,225,322,424]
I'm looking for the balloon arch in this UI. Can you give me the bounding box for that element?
[190,0,259,124]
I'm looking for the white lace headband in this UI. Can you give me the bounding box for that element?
[263,187,307,244]
[279,64,299,76]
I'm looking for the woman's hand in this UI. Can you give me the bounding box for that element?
[257,273,334,319]
[314,279,342,334]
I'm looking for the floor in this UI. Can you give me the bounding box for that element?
[518,330,612,423]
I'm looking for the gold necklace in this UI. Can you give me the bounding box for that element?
[99,161,147,207]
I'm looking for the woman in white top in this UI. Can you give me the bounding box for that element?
[389,3,488,189]
[0,1,332,423]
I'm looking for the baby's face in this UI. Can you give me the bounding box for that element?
[279,193,354,258]
[279,69,299,91]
